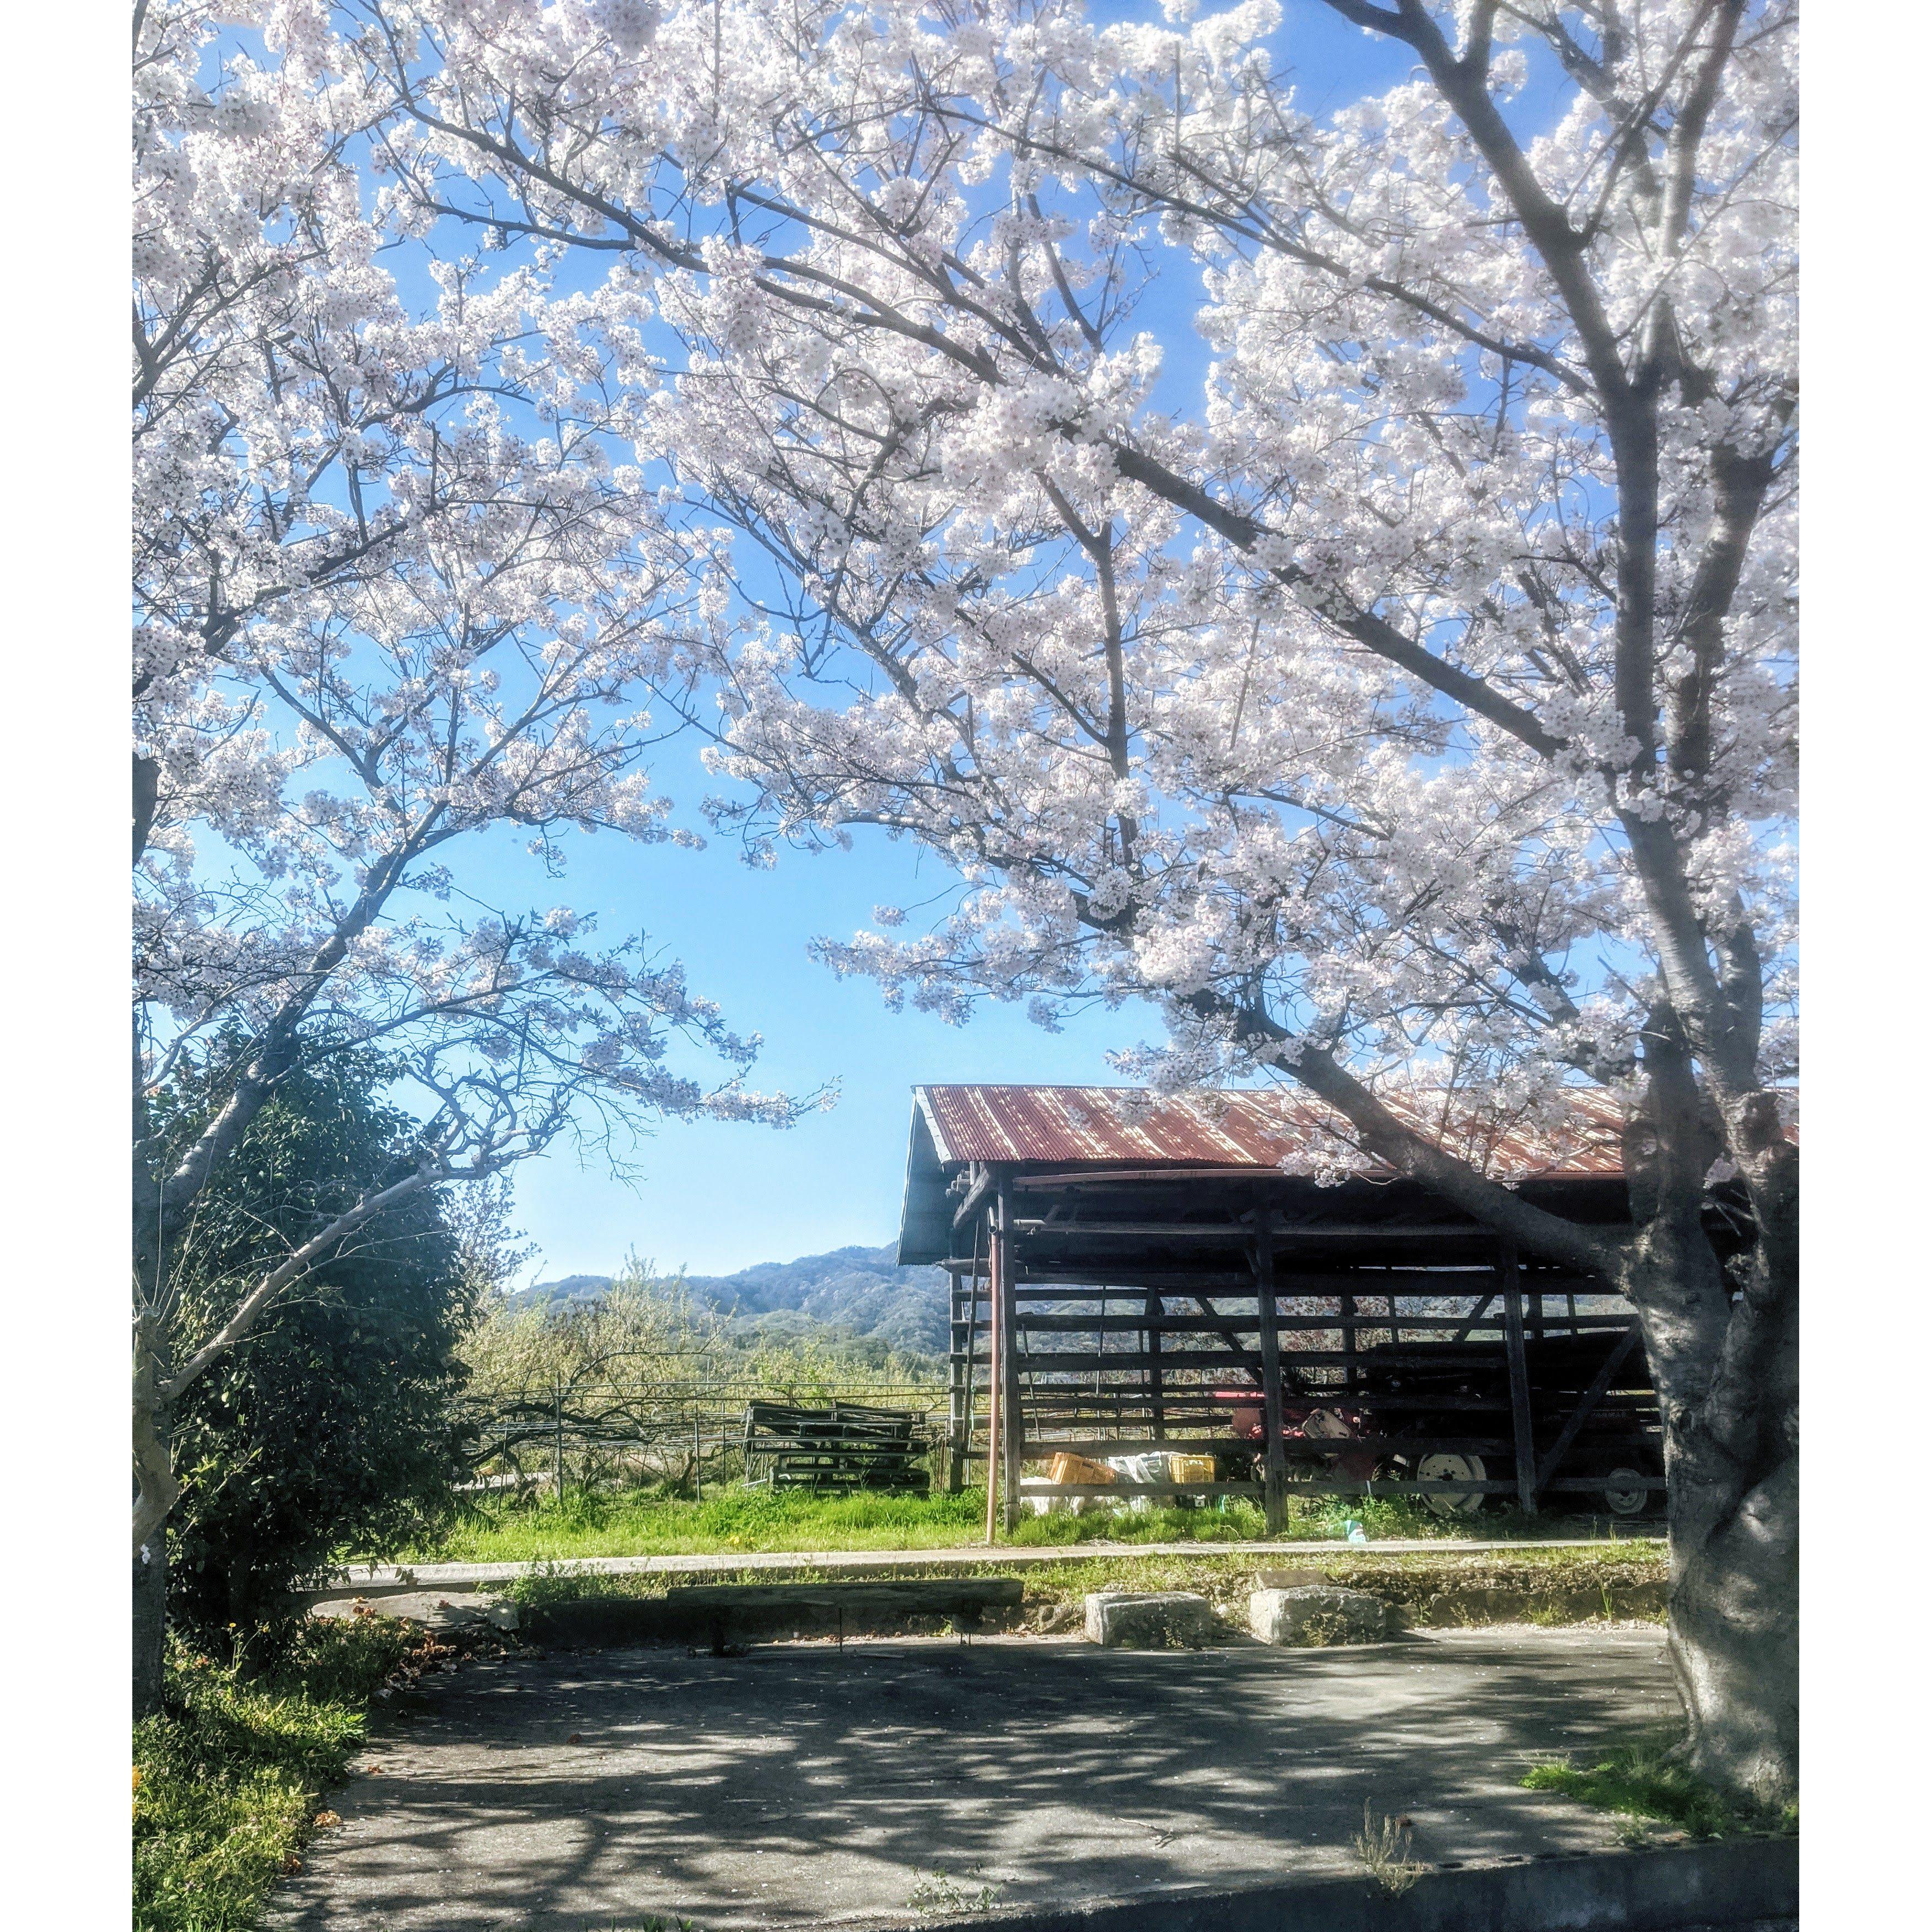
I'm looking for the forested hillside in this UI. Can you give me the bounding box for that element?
[521,1245,951,1358]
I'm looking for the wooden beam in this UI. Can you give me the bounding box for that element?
[1145,1288,1166,1438]
[951,1163,996,1231]
[998,1175,1020,1536]
[1012,1219,1504,1244]
[983,1188,1003,1544]
[1533,1329,1642,1497]
[1501,1242,1538,1517]
[1252,1214,1289,1535]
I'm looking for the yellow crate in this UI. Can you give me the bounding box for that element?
[1166,1454,1218,1486]
[1047,1451,1117,1486]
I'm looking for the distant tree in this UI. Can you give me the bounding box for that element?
[156,1048,478,1639]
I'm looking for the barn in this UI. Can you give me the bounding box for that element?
[896,1083,1682,1535]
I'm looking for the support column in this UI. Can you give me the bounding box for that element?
[982,1200,1004,1541]
[996,1174,1021,1533]
[1252,1214,1288,1536]
[1145,1289,1165,1439]
[946,1267,965,1493]
[1502,1241,1538,1516]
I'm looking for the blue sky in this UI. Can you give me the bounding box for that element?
[492,4,1425,1282]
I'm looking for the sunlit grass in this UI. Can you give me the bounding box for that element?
[133,1617,416,1932]
[1522,1737,1798,1840]
[398,1479,1596,1564]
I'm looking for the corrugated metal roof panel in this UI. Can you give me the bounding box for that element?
[913,1083,1645,1180]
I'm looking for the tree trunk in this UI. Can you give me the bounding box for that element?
[1624,1112,1799,1809]
[133,1311,179,1719]
[1666,1438,1798,1803]
[133,1536,168,1720]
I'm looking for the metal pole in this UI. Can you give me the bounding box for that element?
[553,1373,564,1504]
[693,1398,702,1502]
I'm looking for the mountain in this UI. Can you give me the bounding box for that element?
[518,1244,953,1357]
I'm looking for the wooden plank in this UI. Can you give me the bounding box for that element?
[956,1311,1635,1335]
[1502,1242,1538,1517]
[1019,1482,1262,1498]
[1012,1219,1506,1244]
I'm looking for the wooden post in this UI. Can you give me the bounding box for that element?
[1341,1290,1358,1392]
[946,1267,965,1493]
[1252,1214,1288,1536]
[1145,1289,1165,1439]
[998,1175,1021,1535]
[983,1202,1002,1544]
[960,1221,984,1496]
[1501,1242,1538,1516]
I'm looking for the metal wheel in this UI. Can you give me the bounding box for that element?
[1415,1451,1488,1518]
[1600,1466,1655,1517]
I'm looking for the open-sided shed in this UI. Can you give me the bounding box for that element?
[898,1084,1674,1535]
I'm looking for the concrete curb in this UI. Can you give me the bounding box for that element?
[309,1535,1663,1602]
[847,1840,1795,1932]
[523,1576,1025,1647]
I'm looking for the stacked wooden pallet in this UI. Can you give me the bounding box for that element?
[741,1401,931,1492]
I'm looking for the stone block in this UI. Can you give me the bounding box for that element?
[1083,1589,1218,1649]
[1249,1584,1395,1646]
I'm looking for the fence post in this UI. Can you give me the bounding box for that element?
[553,1372,564,1504]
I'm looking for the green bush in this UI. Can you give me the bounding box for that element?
[153,1047,480,1638]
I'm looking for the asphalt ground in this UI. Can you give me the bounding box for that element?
[268,1624,1675,1930]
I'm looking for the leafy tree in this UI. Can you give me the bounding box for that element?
[155,1048,478,1639]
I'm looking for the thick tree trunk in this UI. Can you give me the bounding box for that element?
[1623,1102,1799,1809]
[133,1536,168,1720]
[1666,1438,1798,1802]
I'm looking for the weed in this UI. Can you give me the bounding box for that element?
[1521,1737,1798,1840]
[498,1558,598,1609]
[1287,1610,1360,1646]
[133,1617,417,1931]
[1354,1800,1427,1896]
[906,1869,1002,1915]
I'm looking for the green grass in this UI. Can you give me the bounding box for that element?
[133,1616,417,1932]
[487,1542,1667,1632]
[1521,1738,1798,1840]
[400,1480,1621,1565]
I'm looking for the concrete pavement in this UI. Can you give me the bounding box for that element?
[269,1624,1676,1930]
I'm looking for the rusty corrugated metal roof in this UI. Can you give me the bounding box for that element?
[913,1083,1639,1180]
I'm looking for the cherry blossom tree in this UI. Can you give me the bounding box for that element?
[344,0,1798,1799]
[132,0,813,1713]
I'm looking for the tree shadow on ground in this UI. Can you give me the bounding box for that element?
[269,1628,1676,1930]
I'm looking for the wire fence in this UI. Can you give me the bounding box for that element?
[455,1371,950,1500]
